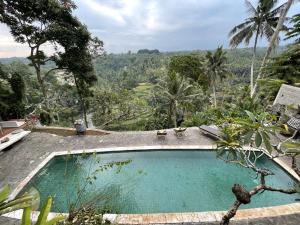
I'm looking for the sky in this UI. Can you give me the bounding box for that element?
[0,0,299,57]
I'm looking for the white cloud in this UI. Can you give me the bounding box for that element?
[83,0,142,25]
[143,1,182,33]
[84,0,126,24]
[1,0,300,56]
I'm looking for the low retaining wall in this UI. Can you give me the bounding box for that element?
[32,126,110,136]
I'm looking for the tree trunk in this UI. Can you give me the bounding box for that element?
[38,71,47,101]
[30,46,48,107]
[173,100,177,128]
[82,99,88,128]
[250,29,260,98]
[252,0,293,97]
[212,83,217,108]
[74,76,89,128]
[220,200,242,225]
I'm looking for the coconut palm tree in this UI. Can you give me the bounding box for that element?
[157,72,200,128]
[252,0,297,97]
[229,0,287,97]
[205,46,228,108]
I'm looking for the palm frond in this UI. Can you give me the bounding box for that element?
[228,20,253,38]
[229,25,255,47]
[262,22,275,40]
[269,2,287,17]
[244,0,257,15]
[244,25,256,45]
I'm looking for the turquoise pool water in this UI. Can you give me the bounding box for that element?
[21,150,299,214]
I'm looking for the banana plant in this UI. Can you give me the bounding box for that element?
[21,196,65,225]
[0,185,38,215]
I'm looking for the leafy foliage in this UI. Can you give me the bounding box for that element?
[0,185,37,216]
[229,0,287,48]
[0,63,26,119]
[262,44,300,85]
[205,46,228,107]
[286,13,300,43]
[168,54,208,88]
[22,197,65,225]
[217,110,281,155]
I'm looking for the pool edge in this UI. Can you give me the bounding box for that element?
[6,145,300,224]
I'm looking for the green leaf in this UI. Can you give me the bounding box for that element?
[243,131,254,144]
[0,202,32,215]
[0,195,33,210]
[36,197,52,225]
[255,132,262,147]
[283,142,300,150]
[0,185,9,203]
[245,110,256,122]
[261,132,273,154]
[21,207,31,225]
[45,215,65,225]
[26,188,40,211]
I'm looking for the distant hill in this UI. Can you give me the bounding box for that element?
[0,46,286,63]
[0,47,286,83]
[0,57,29,64]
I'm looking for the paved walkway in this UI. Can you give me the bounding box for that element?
[0,128,299,225]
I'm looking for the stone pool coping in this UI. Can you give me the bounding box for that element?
[4,145,300,224]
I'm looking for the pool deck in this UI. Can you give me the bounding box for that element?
[0,127,300,225]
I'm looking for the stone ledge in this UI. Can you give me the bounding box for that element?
[32,126,110,136]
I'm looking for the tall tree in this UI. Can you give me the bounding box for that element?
[0,0,65,105]
[54,31,103,127]
[205,46,228,108]
[229,0,287,97]
[157,72,200,128]
[253,0,297,97]
[0,0,103,125]
[168,54,208,88]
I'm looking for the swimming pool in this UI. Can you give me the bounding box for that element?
[20,150,299,214]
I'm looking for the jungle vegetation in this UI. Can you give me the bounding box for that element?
[0,46,290,130]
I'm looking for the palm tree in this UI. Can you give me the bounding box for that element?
[252,0,296,97]
[205,46,228,108]
[229,0,287,97]
[157,72,200,128]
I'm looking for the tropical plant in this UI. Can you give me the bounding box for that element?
[168,54,208,88]
[0,185,38,216]
[205,46,228,107]
[157,72,200,128]
[217,110,280,153]
[286,12,300,43]
[262,44,300,85]
[216,111,299,225]
[22,197,65,225]
[1,185,64,225]
[229,0,287,97]
[253,0,297,96]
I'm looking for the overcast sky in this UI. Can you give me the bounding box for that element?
[0,0,299,57]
